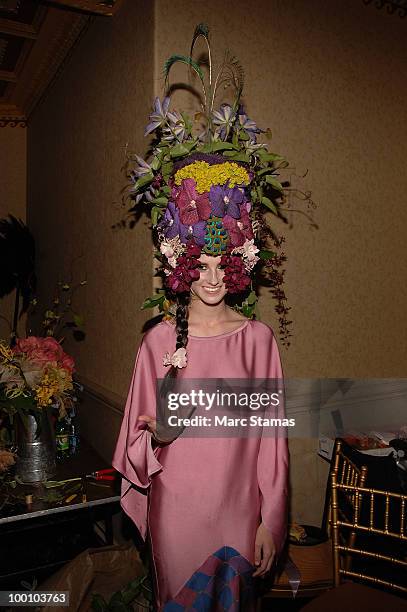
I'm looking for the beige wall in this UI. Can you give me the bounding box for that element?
[154,0,407,524]
[0,126,27,340]
[155,0,407,379]
[28,0,155,397]
[27,0,407,525]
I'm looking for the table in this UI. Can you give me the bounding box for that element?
[0,440,121,590]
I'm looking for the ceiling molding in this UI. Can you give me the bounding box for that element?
[0,17,38,38]
[0,0,124,125]
[45,0,124,17]
[362,0,407,18]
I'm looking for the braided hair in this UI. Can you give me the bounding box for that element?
[165,292,191,379]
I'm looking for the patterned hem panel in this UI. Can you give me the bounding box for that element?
[163,546,256,611]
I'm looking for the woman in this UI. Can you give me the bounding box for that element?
[112,249,289,610]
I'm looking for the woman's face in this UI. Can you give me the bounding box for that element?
[190,254,227,305]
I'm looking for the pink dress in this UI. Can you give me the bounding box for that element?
[112,319,288,610]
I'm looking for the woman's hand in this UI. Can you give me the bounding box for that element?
[138,415,175,445]
[253,523,276,578]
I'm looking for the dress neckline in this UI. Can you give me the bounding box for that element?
[164,319,249,339]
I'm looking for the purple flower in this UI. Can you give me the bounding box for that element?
[212,104,236,140]
[237,105,264,143]
[188,220,206,246]
[209,185,244,219]
[157,202,189,242]
[145,97,171,136]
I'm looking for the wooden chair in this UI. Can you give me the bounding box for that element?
[300,467,407,611]
[257,439,368,609]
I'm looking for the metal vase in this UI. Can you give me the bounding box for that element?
[15,408,56,483]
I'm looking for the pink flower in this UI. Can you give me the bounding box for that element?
[60,354,75,374]
[220,254,251,293]
[165,240,201,293]
[13,336,75,374]
[173,179,211,226]
[223,204,254,247]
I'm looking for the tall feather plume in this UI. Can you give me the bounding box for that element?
[163,54,206,103]
[211,50,245,115]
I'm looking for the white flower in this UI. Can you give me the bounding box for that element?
[160,243,174,258]
[162,347,187,368]
[242,239,260,261]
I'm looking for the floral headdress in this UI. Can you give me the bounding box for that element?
[123,25,315,369]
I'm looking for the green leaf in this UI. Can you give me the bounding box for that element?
[151,196,168,206]
[258,151,285,163]
[238,129,250,141]
[261,197,278,214]
[247,290,257,305]
[150,156,161,172]
[222,151,250,163]
[209,141,238,152]
[258,249,276,260]
[141,294,165,310]
[151,206,163,226]
[133,171,154,192]
[73,313,84,328]
[90,594,108,611]
[265,176,283,191]
[161,185,171,195]
[169,141,196,158]
[161,162,174,179]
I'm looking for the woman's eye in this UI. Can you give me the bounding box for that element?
[198,265,207,270]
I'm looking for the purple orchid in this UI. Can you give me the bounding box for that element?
[157,202,189,243]
[212,103,236,140]
[162,110,187,143]
[237,105,264,143]
[187,220,206,246]
[174,179,211,225]
[209,184,244,218]
[144,97,171,136]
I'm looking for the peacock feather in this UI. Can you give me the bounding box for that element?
[203,216,229,256]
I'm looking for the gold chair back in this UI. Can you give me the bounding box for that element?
[331,466,407,594]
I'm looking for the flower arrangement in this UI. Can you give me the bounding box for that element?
[123,24,316,346]
[0,279,85,428]
[0,336,75,421]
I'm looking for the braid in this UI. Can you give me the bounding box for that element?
[166,292,191,379]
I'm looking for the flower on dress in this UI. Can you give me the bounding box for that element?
[209,184,244,218]
[173,179,211,226]
[162,347,187,368]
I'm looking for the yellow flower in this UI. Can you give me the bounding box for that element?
[174,161,250,193]
[34,367,73,407]
[0,342,14,364]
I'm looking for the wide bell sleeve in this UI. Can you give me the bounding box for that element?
[256,331,289,558]
[112,337,163,540]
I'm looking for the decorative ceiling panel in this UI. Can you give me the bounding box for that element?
[0,32,24,71]
[46,0,123,17]
[0,0,124,126]
[0,0,39,24]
